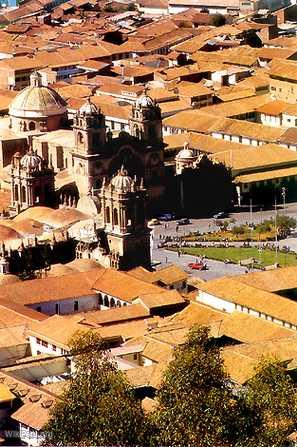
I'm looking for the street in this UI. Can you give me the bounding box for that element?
[150,202,297,280]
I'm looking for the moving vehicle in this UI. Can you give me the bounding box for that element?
[148,218,160,226]
[178,218,191,225]
[158,212,176,221]
[188,262,208,270]
[213,211,229,219]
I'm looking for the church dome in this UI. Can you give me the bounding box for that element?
[111,166,133,193]
[20,151,42,170]
[79,98,99,115]
[136,94,155,108]
[9,72,67,119]
[176,143,196,160]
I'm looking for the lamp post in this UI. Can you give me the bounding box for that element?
[281,186,286,210]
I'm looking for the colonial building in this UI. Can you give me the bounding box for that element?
[2,71,165,212]
[10,150,55,214]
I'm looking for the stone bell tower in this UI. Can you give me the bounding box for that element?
[10,150,55,215]
[99,166,151,270]
[73,98,106,156]
[129,93,163,146]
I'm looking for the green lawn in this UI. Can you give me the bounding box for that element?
[177,247,297,268]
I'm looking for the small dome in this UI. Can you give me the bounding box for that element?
[79,98,99,115]
[136,94,155,108]
[9,72,67,119]
[20,151,42,170]
[111,166,133,193]
[176,142,196,160]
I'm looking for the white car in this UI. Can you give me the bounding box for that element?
[148,218,160,226]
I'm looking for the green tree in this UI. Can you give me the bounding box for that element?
[276,215,296,238]
[210,13,226,27]
[152,325,233,447]
[45,331,146,446]
[232,358,297,447]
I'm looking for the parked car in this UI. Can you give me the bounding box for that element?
[148,218,160,226]
[188,262,208,270]
[213,211,229,219]
[178,218,191,225]
[158,212,176,221]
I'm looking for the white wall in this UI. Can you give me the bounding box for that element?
[197,291,236,312]
[29,294,99,315]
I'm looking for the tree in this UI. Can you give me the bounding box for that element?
[152,325,233,447]
[276,215,296,238]
[210,13,226,27]
[232,358,297,447]
[45,331,146,446]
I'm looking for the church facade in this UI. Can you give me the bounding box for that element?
[3,72,160,271]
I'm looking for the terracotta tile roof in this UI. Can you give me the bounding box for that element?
[163,110,220,133]
[81,303,150,325]
[237,266,297,292]
[126,362,166,389]
[136,289,185,310]
[12,401,51,431]
[210,143,297,173]
[92,269,163,302]
[210,117,285,143]
[202,93,271,116]
[222,349,257,384]
[270,59,297,82]
[235,166,297,184]
[164,132,245,156]
[198,277,297,326]
[256,100,288,116]
[28,314,101,349]
[279,127,297,145]
[0,269,103,306]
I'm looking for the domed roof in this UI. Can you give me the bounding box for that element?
[20,151,42,170]
[176,142,196,160]
[0,224,21,241]
[79,98,99,115]
[111,166,133,193]
[0,274,20,286]
[9,71,67,118]
[136,94,155,108]
[13,206,55,223]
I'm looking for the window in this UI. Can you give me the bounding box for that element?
[41,340,48,347]
[36,338,41,345]
[52,345,56,351]
[55,303,60,314]
[133,353,138,360]
[113,208,119,226]
[74,300,79,312]
[36,306,42,312]
[28,121,36,131]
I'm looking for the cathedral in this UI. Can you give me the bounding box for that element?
[4,71,165,211]
[0,71,165,271]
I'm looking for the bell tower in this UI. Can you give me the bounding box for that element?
[10,150,55,215]
[99,166,151,270]
[73,98,106,156]
[129,93,163,146]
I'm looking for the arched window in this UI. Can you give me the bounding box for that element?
[14,185,19,201]
[110,297,115,308]
[117,300,121,307]
[77,132,84,144]
[29,121,36,131]
[113,208,118,226]
[104,295,109,307]
[21,186,26,203]
[106,206,110,223]
[98,293,103,305]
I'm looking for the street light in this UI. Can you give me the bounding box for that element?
[281,187,286,210]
